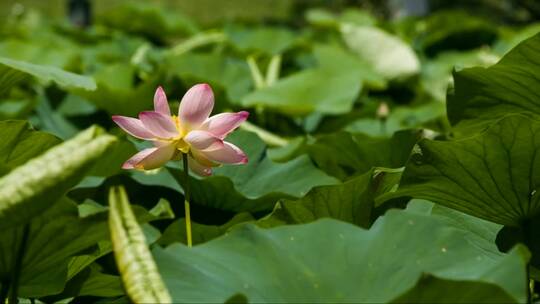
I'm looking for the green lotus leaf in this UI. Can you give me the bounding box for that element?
[171,130,339,212]
[380,115,540,227]
[154,209,528,303]
[447,33,540,133]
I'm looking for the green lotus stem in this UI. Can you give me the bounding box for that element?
[240,120,289,147]
[182,153,193,248]
[9,224,30,304]
[169,31,226,57]
[247,56,266,89]
[265,54,282,86]
[130,43,151,66]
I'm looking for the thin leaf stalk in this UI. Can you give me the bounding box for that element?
[182,153,193,248]
[265,54,282,86]
[239,120,288,147]
[246,56,266,90]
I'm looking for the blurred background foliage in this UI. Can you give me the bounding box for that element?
[2,0,540,24]
[1,0,539,215]
[0,0,538,192]
[1,1,540,302]
[1,0,538,130]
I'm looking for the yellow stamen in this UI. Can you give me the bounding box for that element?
[176,139,190,153]
[160,115,190,153]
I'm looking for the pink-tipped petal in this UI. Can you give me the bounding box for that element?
[122,148,158,169]
[154,86,171,116]
[112,116,155,140]
[139,111,178,139]
[184,130,224,151]
[152,140,171,147]
[178,83,214,127]
[199,142,248,164]
[188,155,212,176]
[123,144,176,170]
[202,111,249,139]
[192,150,219,167]
[137,144,176,169]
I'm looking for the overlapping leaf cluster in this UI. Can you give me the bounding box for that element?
[0,2,539,303]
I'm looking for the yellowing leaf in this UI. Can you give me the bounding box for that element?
[0,126,116,229]
[341,25,420,79]
[108,186,171,304]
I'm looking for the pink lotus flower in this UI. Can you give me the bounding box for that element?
[112,84,249,176]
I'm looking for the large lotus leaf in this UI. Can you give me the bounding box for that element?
[225,24,297,55]
[166,1,292,25]
[129,168,182,193]
[340,25,420,79]
[158,212,254,246]
[421,50,499,102]
[53,267,124,299]
[158,168,401,247]
[306,7,376,28]
[496,215,540,269]
[0,120,60,176]
[78,34,151,72]
[0,196,173,298]
[171,130,339,212]
[257,173,372,228]
[154,210,528,303]
[380,115,540,227]
[158,168,401,246]
[0,126,116,230]
[392,275,515,303]
[241,63,360,115]
[57,94,97,117]
[400,200,520,303]
[494,24,540,55]
[98,2,198,40]
[167,53,252,104]
[292,130,419,180]
[314,45,386,90]
[258,168,402,229]
[447,33,540,132]
[158,169,399,246]
[0,56,96,96]
[416,11,498,57]
[406,199,503,256]
[308,130,419,180]
[61,199,173,297]
[0,39,80,70]
[74,63,163,116]
[0,96,35,120]
[345,103,446,137]
[0,197,109,297]
[33,91,79,140]
[240,45,383,115]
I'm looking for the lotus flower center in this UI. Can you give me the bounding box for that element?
[171,115,189,153]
